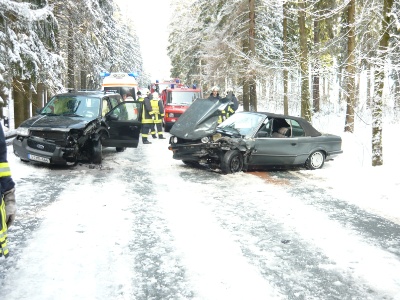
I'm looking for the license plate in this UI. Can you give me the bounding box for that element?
[28,154,50,163]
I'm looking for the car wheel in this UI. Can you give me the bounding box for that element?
[116,147,126,152]
[305,150,325,170]
[221,150,243,174]
[91,139,102,164]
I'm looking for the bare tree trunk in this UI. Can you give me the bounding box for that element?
[249,0,257,112]
[312,19,320,113]
[344,0,356,133]
[67,21,75,89]
[372,0,393,166]
[298,0,311,121]
[283,1,289,115]
[12,78,31,128]
[242,36,250,111]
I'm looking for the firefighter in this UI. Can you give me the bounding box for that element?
[208,86,221,101]
[150,92,165,139]
[207,86,225,123]
[0,123,16,259]
[141,91,154,144]
[137,90,144,101]
[224,88,239,119]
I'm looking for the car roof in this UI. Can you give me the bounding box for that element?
[54,91,120,98]
[252,111,321,137]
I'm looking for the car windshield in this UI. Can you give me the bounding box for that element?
[168,91,201,105]
[218,112,265,137]
[41,96,101,117]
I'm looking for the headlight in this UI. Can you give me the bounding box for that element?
[201,137,210,143]
[172,136,178,144]
[16,127,30,136]
[169,113,175,118]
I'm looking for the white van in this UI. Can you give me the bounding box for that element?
[101,72,139,100]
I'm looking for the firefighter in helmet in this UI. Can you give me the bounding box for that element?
[149,92,165,139]
[141,90,154,144]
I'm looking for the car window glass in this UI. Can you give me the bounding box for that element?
[110,102,141,121]
[256,120,271,137]
[110,97,120,109]
[42,96,98,116]
[170,91,201,104]
[289,119,305,137]
[102,99,110,116]
[219,113,264,137]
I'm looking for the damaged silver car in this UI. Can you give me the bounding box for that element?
[168,98,343,174]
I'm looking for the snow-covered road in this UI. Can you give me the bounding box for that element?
[1,136,399,300]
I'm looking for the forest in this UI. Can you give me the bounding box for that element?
[1,0,399,166]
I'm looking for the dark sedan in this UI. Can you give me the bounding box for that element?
[168,98,343,174]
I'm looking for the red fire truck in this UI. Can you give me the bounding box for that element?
[156,80,202,131]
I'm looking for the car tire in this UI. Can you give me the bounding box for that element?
[305,150,325,170]
[91,139,102,164]
[116,147,126,152]
[221,150,243,174]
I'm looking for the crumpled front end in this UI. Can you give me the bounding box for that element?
[169,133,255,168]
[12,120,99,165]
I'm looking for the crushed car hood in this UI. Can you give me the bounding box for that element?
[170,98,230,140]
[19,114,92,131]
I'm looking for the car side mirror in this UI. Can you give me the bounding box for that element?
[107,114,119,121]
[257,132,269,138]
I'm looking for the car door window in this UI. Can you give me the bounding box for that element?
[109,102,141,121]
[289,119,305,137]
[256,120,272,137]
[102,98,110,116]
[109,97,120,109]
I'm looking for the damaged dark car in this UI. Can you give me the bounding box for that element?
[13,91,142,166]
[168,98,343,174]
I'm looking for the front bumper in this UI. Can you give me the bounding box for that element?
[13,136,76,165]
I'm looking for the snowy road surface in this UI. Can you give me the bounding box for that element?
[1,136,399,300]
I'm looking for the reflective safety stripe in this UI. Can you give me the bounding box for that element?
[0,197,9,258]
[0,162,11,177]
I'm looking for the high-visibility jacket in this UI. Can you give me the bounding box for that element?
[0,162,12,259]
[0,196,9,258]
[0,123,15,258]
[142,96,155,124]
[150,99,164,124]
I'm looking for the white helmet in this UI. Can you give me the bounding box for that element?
[141,88,150,96]
[152,92,159,99]
[225,87,233,96]
[211,86,220,92]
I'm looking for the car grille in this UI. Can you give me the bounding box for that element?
[30,130,67,141]
[27,139,57,153]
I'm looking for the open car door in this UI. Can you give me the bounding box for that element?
[102,101,142,148]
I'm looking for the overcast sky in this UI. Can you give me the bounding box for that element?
[115,0,172,82]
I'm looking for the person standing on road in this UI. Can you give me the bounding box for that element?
[141,91,154,144]
[0,123,16,258]
[149,92,166,139]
